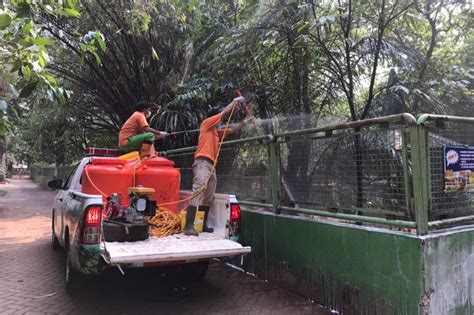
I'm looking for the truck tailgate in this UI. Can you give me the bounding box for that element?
[104,233,251,264]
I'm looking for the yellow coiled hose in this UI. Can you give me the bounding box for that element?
[147,208,181,237]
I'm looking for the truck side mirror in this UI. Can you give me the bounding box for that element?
[48,179,63,190]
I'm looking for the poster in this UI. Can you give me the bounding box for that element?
[444,145,474,192]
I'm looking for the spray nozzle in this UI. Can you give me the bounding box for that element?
[235,90,253,117]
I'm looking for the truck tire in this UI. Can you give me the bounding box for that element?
[51,212,61,251]
[182,260,210,281]
[65,250,85,296]
[52,232,61,251]
[51,209,61,251]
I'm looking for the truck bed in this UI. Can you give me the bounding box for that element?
[103,233,251,264]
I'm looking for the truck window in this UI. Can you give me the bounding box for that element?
[63,163,80,190]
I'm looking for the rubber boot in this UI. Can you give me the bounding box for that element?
[183,206,198,236]
[199,205,214,233]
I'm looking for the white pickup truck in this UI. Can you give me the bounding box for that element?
[48,156,251,295]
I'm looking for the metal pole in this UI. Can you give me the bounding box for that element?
[409,125,430,234]
[418,114,474,125]
[428,215,474,229]
[275,113,416,138]
[278,205,417,228]
[238,201,416,228]
[239,200,274,208]
[401,129,414,219]
[268,135,282,213]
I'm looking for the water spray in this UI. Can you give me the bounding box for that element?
[236,90,256,125]
[166,90,256,137]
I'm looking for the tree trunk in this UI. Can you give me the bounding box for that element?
[0,137,5,182]
[354,132,364,208]
[413,1,438,112]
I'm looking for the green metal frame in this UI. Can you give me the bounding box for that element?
[274,113,416,138]
[275,201,408,217]
[240,201,416,228]
[417,114,474,125]
[416,114,474,231]
[267,135,282,213]
[409,125,430,234]
[428,215,474,229]
[402,130,414,219]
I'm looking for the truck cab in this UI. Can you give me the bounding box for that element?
[49,154,251,295]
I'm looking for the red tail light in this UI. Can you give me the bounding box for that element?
[230,203,241,222]
[85,206,101,225]
[81,205,102,244]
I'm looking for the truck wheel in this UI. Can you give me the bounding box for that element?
[51,213,61,251]
[65,252,85,296]
[182,260,210,281]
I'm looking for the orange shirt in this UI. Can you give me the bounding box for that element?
[195,113,229,162]
[118,111,149,146]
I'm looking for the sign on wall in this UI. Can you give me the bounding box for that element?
[444,145,474,192]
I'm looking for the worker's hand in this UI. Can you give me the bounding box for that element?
[160,131,170,138]
[233,96,245,103]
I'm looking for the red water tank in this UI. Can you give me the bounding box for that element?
[135,157,181,212]
[82,157,133,205]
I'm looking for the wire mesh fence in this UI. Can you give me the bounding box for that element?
[163,116,416,226]
[216,141,270,202]
[166,151,195,191]
[165,138,271,203]
[161,114,474,233]
[426,121,474,221]
[279,126,411,219]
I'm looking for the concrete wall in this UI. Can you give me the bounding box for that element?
[422,227,474,314]
[240,209,474,314]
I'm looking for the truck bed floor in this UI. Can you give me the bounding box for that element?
[104,233,251,264]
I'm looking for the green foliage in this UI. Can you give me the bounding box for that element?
[19,81,38,98]
[0,14,12,29]
[181,0,472,120]
[0,0,82,140]
[35,0,193,134]
[4,0,473,166]
[11,98,115,166]
[0,0,81,95]
[79,31,107,65]
[125,9,152,34]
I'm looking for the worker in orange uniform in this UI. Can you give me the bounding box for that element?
[183,96,249,236]
[118,101,169,159]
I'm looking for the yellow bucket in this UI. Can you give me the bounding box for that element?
[118,151,141,168]
[180,210,204,233]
